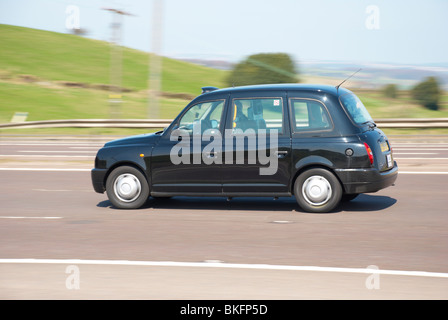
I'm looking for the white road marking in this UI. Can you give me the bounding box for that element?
[0,216,62,219]
[394,158,447,160]
[272,220,294,224]
[4,155,447,160]
[0,143,103,146]
[0,155,94,158]
[393,143,448,146]
[0,168,91,171]
[19,150,96,153]
[0,258,447,279]
[393,153,438,155]
[33,189,72,191]
[0,168,447,174]
[391,144,448,150]
[399,171,448,174]
[393,148,448,151]
[33,188,90,192]
[70,146,101,149]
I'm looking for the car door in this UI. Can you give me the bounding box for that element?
[221,90,292,195]
[288,93,341,175]
[150,96,228,195]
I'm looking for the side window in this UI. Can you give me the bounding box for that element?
[291,99,331,132]
[178,100,224,134]
[232,98,283,133]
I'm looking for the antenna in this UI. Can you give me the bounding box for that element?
[336,68,362,91]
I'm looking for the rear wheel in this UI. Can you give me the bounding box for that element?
[106,166,150,209]
[294,168,342,213]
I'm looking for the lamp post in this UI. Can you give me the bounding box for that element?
[102,7,134,119]
[148,0,164,119]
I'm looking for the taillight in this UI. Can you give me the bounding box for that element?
[364,143,374,165]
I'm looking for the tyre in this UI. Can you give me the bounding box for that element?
[106,166,150,209]
[294,168,342,213]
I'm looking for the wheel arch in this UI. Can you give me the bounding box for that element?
[290,161,345,195]
[103,161,149,191]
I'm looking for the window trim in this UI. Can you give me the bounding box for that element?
[288,97,334,134]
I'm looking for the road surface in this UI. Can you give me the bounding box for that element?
[0,134,447,300]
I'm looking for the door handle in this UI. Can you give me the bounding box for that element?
[275,150,288,158]
[205,151,218,158]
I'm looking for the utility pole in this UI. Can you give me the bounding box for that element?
[102,7,134,119]
[148,0,164,119]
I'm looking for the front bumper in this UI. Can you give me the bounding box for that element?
[91,168,108,193]
[335,161,398,194]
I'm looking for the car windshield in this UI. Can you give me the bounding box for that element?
[339,93,373,125]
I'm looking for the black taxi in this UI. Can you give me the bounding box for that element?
[92,84,398,213]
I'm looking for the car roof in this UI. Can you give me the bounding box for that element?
[201,83,350,97]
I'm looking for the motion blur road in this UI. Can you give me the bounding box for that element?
[0,135,447,299]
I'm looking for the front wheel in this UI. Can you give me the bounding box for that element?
[106,166,150,209]
[294,168,342,213]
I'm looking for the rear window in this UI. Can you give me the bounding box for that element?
[339,93,373,125]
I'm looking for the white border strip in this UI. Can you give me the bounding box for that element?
[0,259,447,279]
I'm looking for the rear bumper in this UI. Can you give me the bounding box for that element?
[91,168,108,193]
[335,161,398,194]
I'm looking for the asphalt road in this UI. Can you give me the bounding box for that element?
[0,134,447,300]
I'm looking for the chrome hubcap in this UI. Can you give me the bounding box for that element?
[114,173,141,202]
[302,175,332,206]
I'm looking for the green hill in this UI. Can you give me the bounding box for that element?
[0,24,447,133]
[0,24,227,122]
[0,24,226,93]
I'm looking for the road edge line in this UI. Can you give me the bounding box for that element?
[0,258,447,279]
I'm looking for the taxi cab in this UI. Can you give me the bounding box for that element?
[92,84,398,213]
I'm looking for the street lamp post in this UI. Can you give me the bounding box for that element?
[102,7,134,119]
[148,0,164,120]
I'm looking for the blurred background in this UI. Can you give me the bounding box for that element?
[0,0,447,136]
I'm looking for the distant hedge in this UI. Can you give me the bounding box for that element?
[226,53,298,87]
[412,77,441,111]
[383,84,398,99]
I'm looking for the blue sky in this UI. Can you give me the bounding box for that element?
[1,0,447,65]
